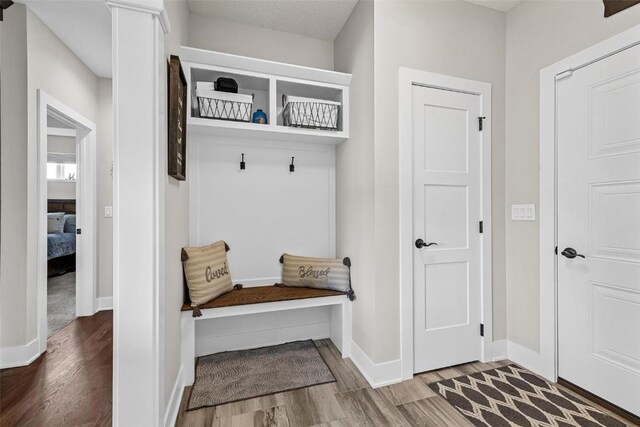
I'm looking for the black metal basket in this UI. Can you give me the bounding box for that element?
[282,95,340,131]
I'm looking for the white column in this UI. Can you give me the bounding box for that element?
[106,1,168,425]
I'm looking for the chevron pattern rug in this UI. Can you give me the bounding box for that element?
[429,364,629,427]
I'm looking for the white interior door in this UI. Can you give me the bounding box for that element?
[412,85,483,373]
[557,43,640,416]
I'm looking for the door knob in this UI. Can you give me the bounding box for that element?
[415,238,438,249]
[561,247,585,259]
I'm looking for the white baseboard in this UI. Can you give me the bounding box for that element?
[492,339,508,361]
[349,340,402,388]
[96,296,113,312]
[507,340,545,375]
[164,366,184,427]
[0,338,41,369]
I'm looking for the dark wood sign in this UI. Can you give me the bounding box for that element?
[168,55,187,181]
[604,0,640,16]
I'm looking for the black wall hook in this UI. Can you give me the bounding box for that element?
[240,153,246,170]
[289,157,295,172]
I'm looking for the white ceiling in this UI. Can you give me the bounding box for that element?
[464,0,522,12]
[187,0,359,41]
[24,0,112,78]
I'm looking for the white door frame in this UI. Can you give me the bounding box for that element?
[539,24,640,383]
[399,68,493,380]
[37,90,97,353]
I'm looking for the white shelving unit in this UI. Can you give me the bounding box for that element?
[180,47,351,145]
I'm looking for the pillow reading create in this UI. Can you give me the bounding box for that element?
[47,212,65,234]
[281,253,352,294]
[182,241,233,309]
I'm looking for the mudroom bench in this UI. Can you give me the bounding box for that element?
[181,285,353,386]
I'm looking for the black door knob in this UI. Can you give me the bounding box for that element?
[415,239,438,249]
[561,247,585,259]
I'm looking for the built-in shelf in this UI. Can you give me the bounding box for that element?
[180,47,351,145]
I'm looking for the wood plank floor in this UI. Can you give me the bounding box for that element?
[0,310,112,427]
[176,339,638,427]
[1,313,636,426]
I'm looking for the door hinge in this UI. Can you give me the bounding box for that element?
[478,116,486,131]
[479,221,484,234]
[555,246,558,255]
[480,324,485,337]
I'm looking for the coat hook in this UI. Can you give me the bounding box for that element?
[240,153,246,170]
[289,157,295,173]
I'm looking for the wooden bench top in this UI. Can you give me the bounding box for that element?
[181,285,347,312]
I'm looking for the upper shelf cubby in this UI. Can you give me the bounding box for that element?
[180,47,351,145]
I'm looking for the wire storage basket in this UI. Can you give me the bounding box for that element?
[282,95,340,131]
[196,82,253,122]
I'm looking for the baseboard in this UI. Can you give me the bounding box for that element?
[507,340,545,374]
[96,296,113,312]
[492,339,508,361]
[349,340,402,388]
[0,338,41,369]
[164,366,184,427]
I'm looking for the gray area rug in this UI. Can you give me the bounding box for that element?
[429,364,629,426]
[188,340,336,410]
[48,272,76,337]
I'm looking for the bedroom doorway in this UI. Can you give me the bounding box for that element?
[37,91,97,353]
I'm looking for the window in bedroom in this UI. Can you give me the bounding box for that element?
[47,153,77,181]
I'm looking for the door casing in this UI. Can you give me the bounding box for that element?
[539,24,640,383]
[399,68,493,381]
[37,90,97,353]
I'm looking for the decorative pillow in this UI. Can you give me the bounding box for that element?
[47,212,65,234]
[182,241,233,312]
[63,214,76,233]
[280,254,354,299]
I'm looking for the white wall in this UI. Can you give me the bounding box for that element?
[333,0,377,364]
[163,0,190,417]
[47,134,76,200]
[0,3,29,348]
[370,1,507,363]
[505,0,640,352]
[188,12,334,70]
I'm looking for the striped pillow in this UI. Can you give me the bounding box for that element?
[281,254,351,293]
[182,241,233,306]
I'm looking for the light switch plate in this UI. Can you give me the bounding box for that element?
[104,206,113,218]
[512,204,535,221]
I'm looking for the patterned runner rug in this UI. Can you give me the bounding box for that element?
[429,364,629,426]
[187,340,335,410]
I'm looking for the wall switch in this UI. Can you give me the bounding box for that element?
[511,204,535,221]
[104,206,113,218]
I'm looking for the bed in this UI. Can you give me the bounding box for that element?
[48,199,76,277]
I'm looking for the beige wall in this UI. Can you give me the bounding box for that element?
[0,4,29,348]
[370,0,507,362]
[188,12,334,70]
[0,7,113,349]
[97,78,114,299]
[505,0,640,352]
[334,1,377,361]
[47,182,76,200]
[164,0,190,412]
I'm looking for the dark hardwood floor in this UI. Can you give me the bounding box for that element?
[0,310,112,427]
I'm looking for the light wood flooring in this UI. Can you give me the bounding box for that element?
[176,339,638,427]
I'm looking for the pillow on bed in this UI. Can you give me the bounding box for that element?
[47,212,65,234]
[181,240,233,307]
[63,214,76,233]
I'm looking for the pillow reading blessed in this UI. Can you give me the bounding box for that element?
[281,253,351,293]
[182,240,233,307]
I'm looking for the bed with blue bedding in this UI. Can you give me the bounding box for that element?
[48,199,76,277]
